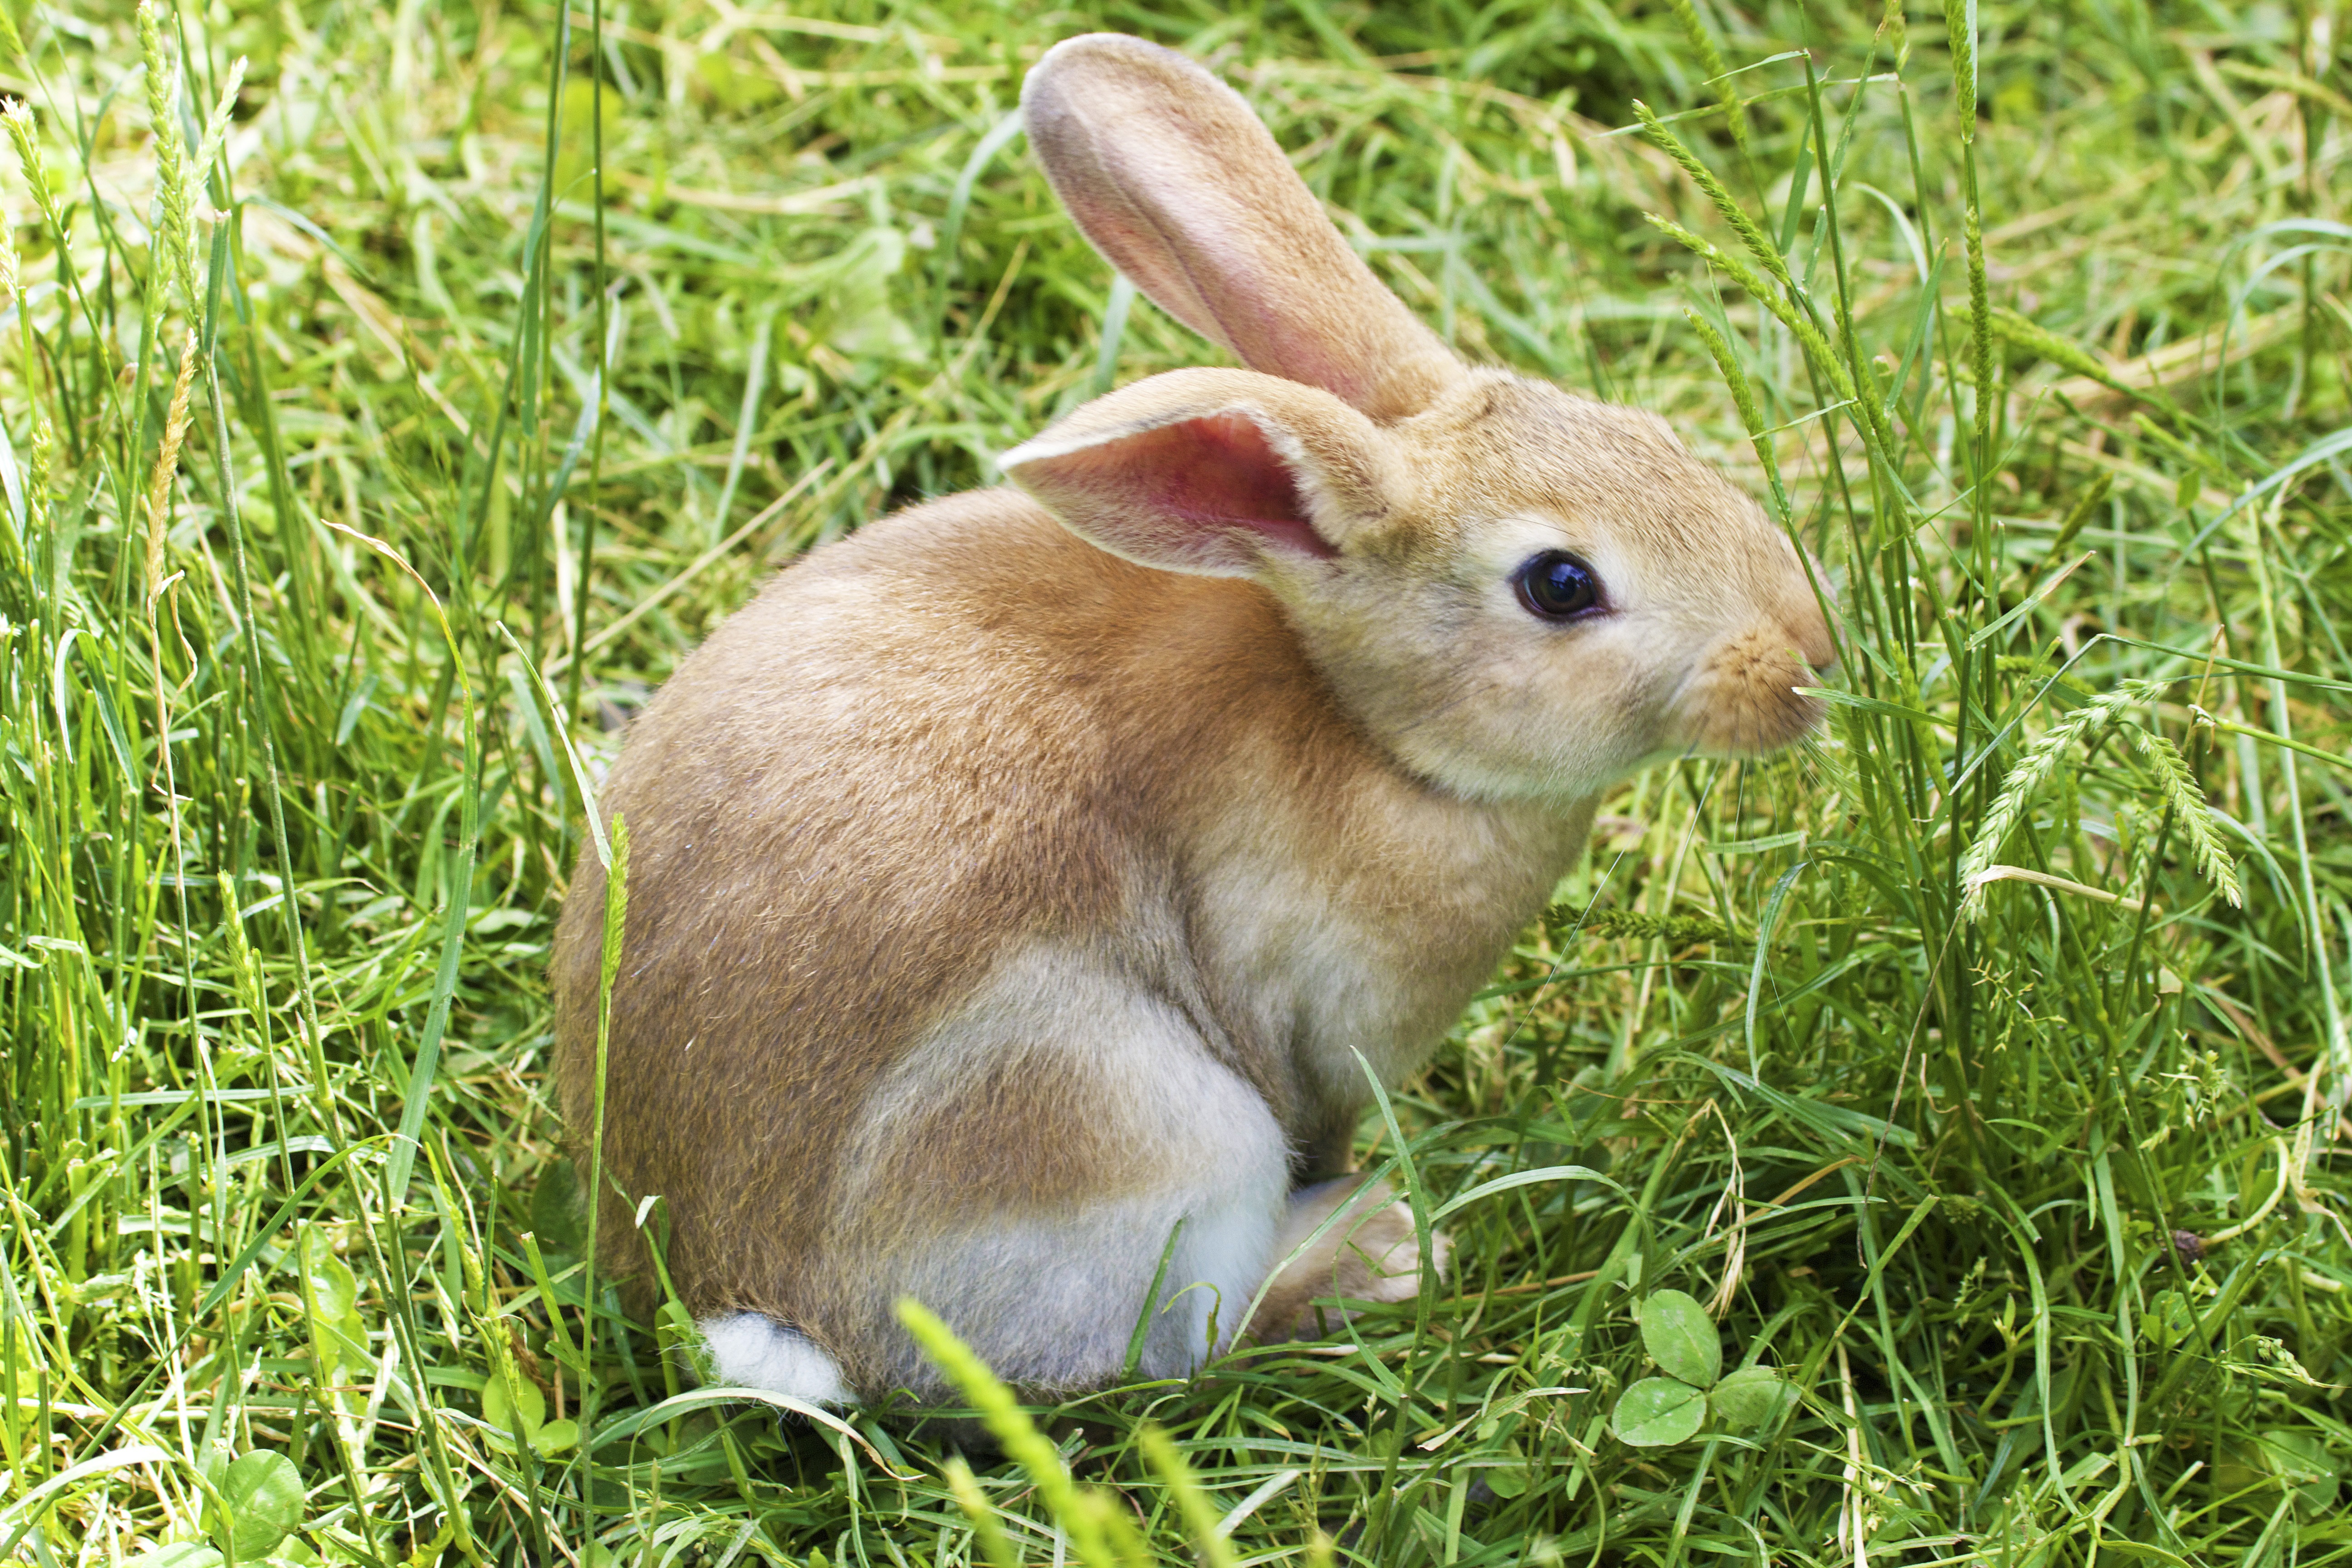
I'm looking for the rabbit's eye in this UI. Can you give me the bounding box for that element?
[1514,552,1602,620]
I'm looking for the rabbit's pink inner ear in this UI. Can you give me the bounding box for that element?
[1131,414,1336,562]
[1005,412,1335,577]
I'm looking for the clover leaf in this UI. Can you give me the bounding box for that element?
[1612,1376,1707,1447]
[202,1449,304,1561]
[1610,1290,1798,1448]
[1710,1365,1796,1432]
[1637,1289,1722,1387]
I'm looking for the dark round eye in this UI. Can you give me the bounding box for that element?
[1514,551,1603,620]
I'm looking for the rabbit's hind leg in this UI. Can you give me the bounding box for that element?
[872,1174,1288,1398]
[833,941,1293,1400]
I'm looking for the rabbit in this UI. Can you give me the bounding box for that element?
[550,32,1836,1407]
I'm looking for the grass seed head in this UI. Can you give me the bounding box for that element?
[143,336,200,608]
[2126,719,2244,908]
[1,99,54,231]
[136,1,197,306]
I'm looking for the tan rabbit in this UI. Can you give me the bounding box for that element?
[551,33,1834,1406]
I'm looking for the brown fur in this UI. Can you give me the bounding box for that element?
[551,34,1835,1403]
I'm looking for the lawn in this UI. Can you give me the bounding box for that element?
[2,0,2348,1563]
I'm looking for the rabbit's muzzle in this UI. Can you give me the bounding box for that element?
[1668,620,1834,758]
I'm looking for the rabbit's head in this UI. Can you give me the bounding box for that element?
[1005,35,1835,804]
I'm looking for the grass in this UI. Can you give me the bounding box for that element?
[1,0,2349,1562]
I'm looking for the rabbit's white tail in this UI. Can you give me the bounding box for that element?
[700,1313,854,1405]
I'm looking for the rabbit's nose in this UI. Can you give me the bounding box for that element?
[1795,617,1838,676]
[1783,549,1838,674]
[1785,597,1837,676]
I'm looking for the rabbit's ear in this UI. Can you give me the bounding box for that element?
[1000,368,1398,576]
[1023,34,1464,425]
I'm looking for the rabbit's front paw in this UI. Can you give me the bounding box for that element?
[1316,1197,1449,1311]
[1251,1178,1449,1342]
